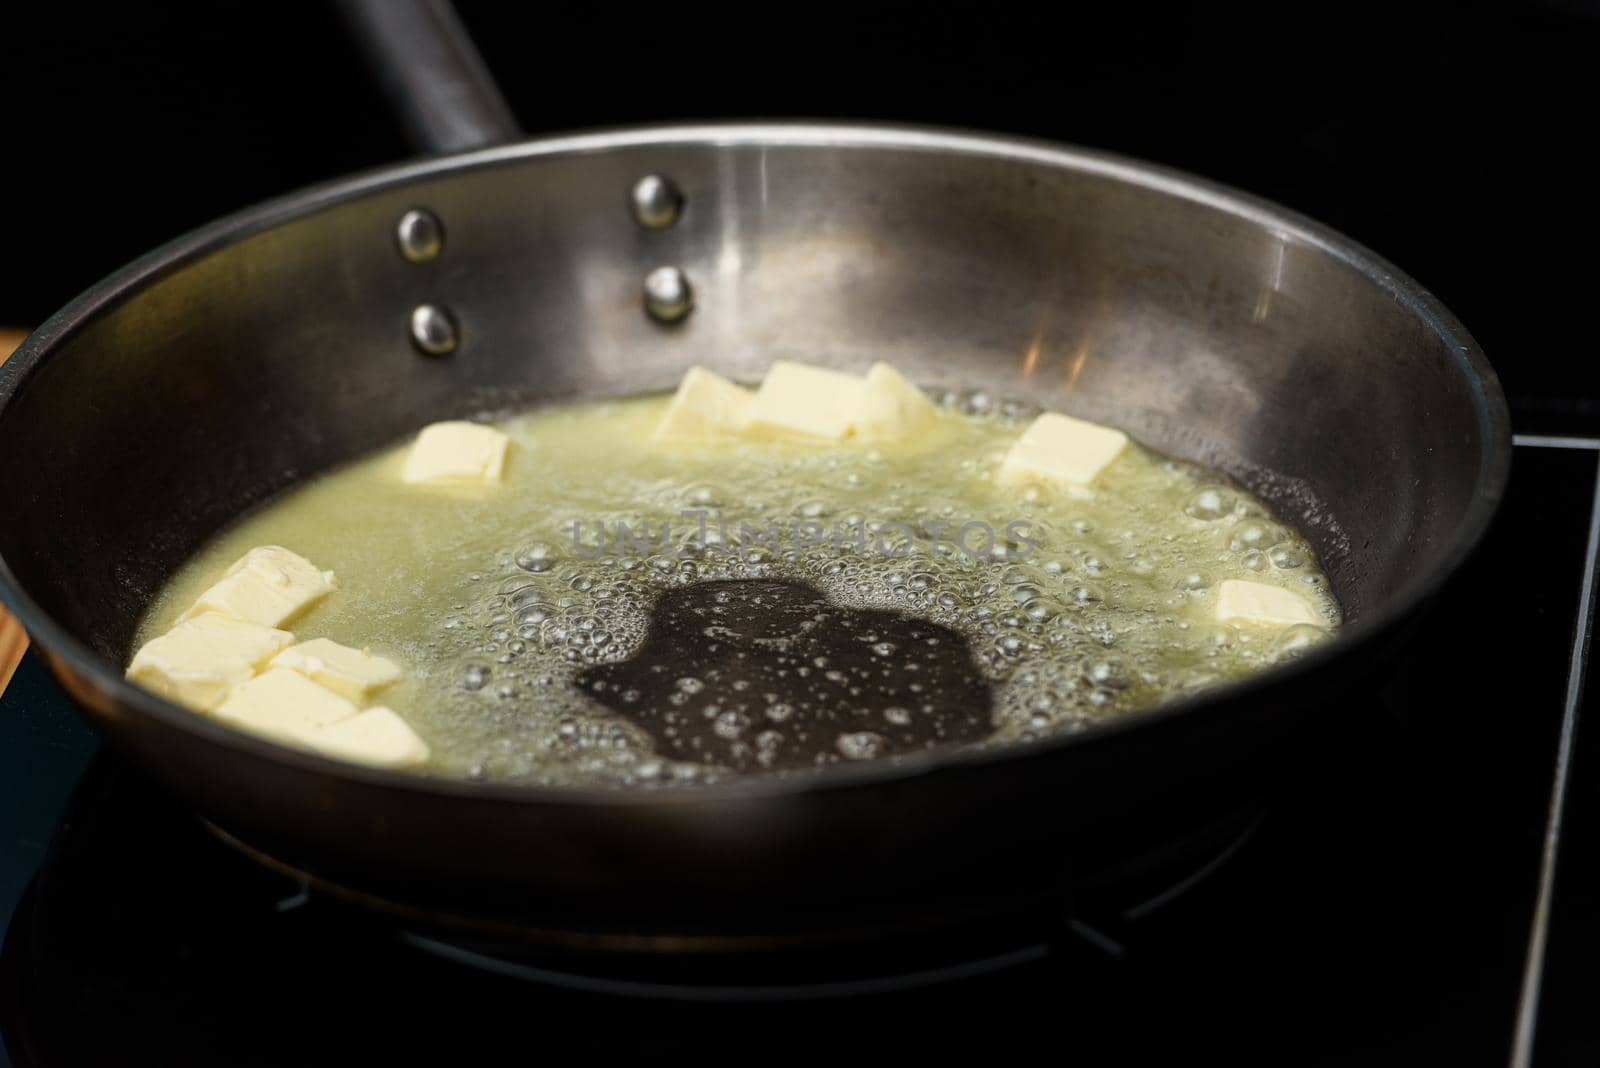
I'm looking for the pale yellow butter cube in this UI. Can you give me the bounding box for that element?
[214,667,358,743]
[745,360,866,441]
[180,545,337,628]
[297,706,431,770]
[1215,579,1323,627]
[126,613,294,712]
[401,421,510,485]
[854,362,936,440]
[269,638,401,702]
[998,412,1129,488]
[653,367,753,441]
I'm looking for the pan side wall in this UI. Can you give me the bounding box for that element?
[0,142,1485,660]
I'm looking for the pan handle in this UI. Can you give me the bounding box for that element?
[336,0,521,155]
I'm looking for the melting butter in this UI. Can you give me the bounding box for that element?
[132,388,1340,785]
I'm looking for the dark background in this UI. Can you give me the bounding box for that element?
[2,0,1597,430]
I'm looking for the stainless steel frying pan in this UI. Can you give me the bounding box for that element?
[0,1,1510,947]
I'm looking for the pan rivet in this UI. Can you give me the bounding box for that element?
[643,267,693,324]
[396,208,444,262]
[409,304,459,355]
[630,174,684,230]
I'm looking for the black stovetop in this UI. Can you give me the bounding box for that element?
[0,436,1594,1067]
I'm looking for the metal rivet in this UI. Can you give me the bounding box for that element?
[396,208,444,262]
[630,174,684,230]
[643,267,693,323]
[409,304,459,355]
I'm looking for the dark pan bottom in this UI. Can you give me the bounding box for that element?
[201,797,1261,970]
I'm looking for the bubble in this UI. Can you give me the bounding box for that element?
[1087,659,1129,689]
[685,485,721,507]
[1230,522,1284,552]
[837,731,887,760]
[713,710,750,740]
[1185,489,1232,520]
[462,665,490,691]
[1277,623,1328,655]
[516,545,557,572]
[1269,545,1305,569]
[1011,583,1043,604]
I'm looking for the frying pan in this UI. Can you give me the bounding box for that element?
[0,1,1510,948]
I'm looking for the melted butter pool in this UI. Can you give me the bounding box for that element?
[132,390,1340,785]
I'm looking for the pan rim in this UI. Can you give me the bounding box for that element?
[0,121,1513,807]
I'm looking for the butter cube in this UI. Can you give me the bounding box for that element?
[745,360,866,441]
[401,421,510,485]
[127,613,294,712]
[180,545,337,628]
[1215,579,1323,627]
[998,412,1128,488]
[297,706,431,770]
[654,367,753,441]
[270,638,401,702]
[854,362,936,440]
[214,667,359,743]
